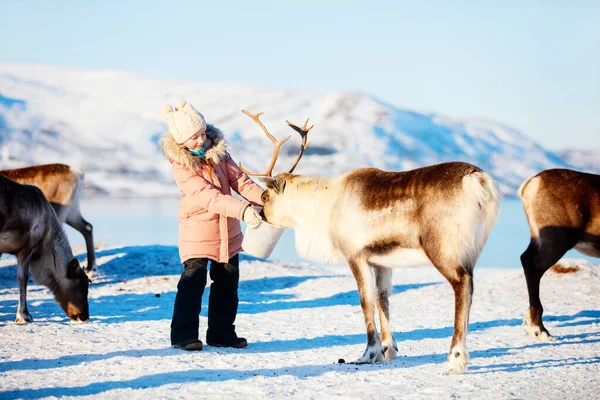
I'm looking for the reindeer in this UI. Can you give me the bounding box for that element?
[240,110,501,374]
[0,175,90,323]
[518,168,600,341]
[0,164,96,274]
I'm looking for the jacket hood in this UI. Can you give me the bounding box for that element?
[161,124,228,170]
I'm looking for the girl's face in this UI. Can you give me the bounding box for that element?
[184,128,207,150]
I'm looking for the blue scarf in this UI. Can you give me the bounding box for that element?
[187,143,207,159]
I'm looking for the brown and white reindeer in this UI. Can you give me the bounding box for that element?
[519,168,600,341]
[0,175,90,323]
[240,110,501,374]
[0,164,96,274]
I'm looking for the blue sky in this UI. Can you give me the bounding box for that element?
[1,0,598,150]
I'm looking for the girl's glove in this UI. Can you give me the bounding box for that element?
[243,206,262,228]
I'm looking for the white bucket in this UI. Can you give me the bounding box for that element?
[242,221,285,259]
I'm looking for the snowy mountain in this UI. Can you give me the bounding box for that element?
[557,149,600,175]
[0,63,585,197]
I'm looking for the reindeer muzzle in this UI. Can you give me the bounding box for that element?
[70,312,89,322]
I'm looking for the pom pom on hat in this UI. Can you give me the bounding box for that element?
[162,100,207,144]
[163,104,174,118]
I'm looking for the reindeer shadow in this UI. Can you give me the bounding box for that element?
[466,331,600,374]
[2,330,600,399]
[0,347,175,373]
[245,309,600,353]
[469,356,600,374]
[0,355,437,399]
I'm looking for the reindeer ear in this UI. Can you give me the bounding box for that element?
[259,177,274,188]
[272,178,286,194]
[67,258,81,279]
[259,177,286,194]
[276,179,286,194]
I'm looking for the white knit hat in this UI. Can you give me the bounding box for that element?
[163,100,207,144]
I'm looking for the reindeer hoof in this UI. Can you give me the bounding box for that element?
[443,345,468,375]
[538,331,556,342]
[16,312,33,324]
[381,337,398,360]
[443,365,466,375]
[85,268,96,279]
[523,319,555,342]
[443,358,468,375]
[356,342,385,364]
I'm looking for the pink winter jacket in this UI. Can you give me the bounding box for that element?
[162,125,264,263]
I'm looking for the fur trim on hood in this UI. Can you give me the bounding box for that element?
[161,124,228,171]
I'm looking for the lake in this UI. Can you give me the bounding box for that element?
[66,198,595,270]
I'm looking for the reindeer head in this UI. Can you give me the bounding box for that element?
[239,110,313,227]
[54,258,90,321]
[258,173,296,227]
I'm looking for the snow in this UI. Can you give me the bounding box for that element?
[1,246,599,399]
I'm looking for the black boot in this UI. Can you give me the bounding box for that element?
[173,338,204,351]
[206,255,247,348]
[206,334,247,349]
[171,258,208,348]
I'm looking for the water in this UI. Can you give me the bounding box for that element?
[67,198,596,269]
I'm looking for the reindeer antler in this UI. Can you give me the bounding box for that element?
[239,110,291,177]
[285,118,314,173]
[239,110,314,176]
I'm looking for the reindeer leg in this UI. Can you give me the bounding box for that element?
[66,214,95,275]
[348,258,384,363]
[444,267,473,375]
[16,253,33,323]
[374,266,397,360]
[423,233,474,375]
[520,236,573,342]
[428,257,473,375]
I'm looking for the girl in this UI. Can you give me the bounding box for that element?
[162,100,264,351]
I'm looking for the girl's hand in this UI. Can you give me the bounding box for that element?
[243,207,262,228]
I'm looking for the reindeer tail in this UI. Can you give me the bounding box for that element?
[458,171,501,271]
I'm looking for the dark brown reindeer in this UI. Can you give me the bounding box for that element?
[241,110,501,374]
[0,164,96,274]
[0,175,90,323]
[519,168,600,341]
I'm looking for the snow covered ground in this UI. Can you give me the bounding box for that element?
[0,246,599,399]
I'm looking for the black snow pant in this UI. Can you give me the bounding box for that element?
[170,254,240,345]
